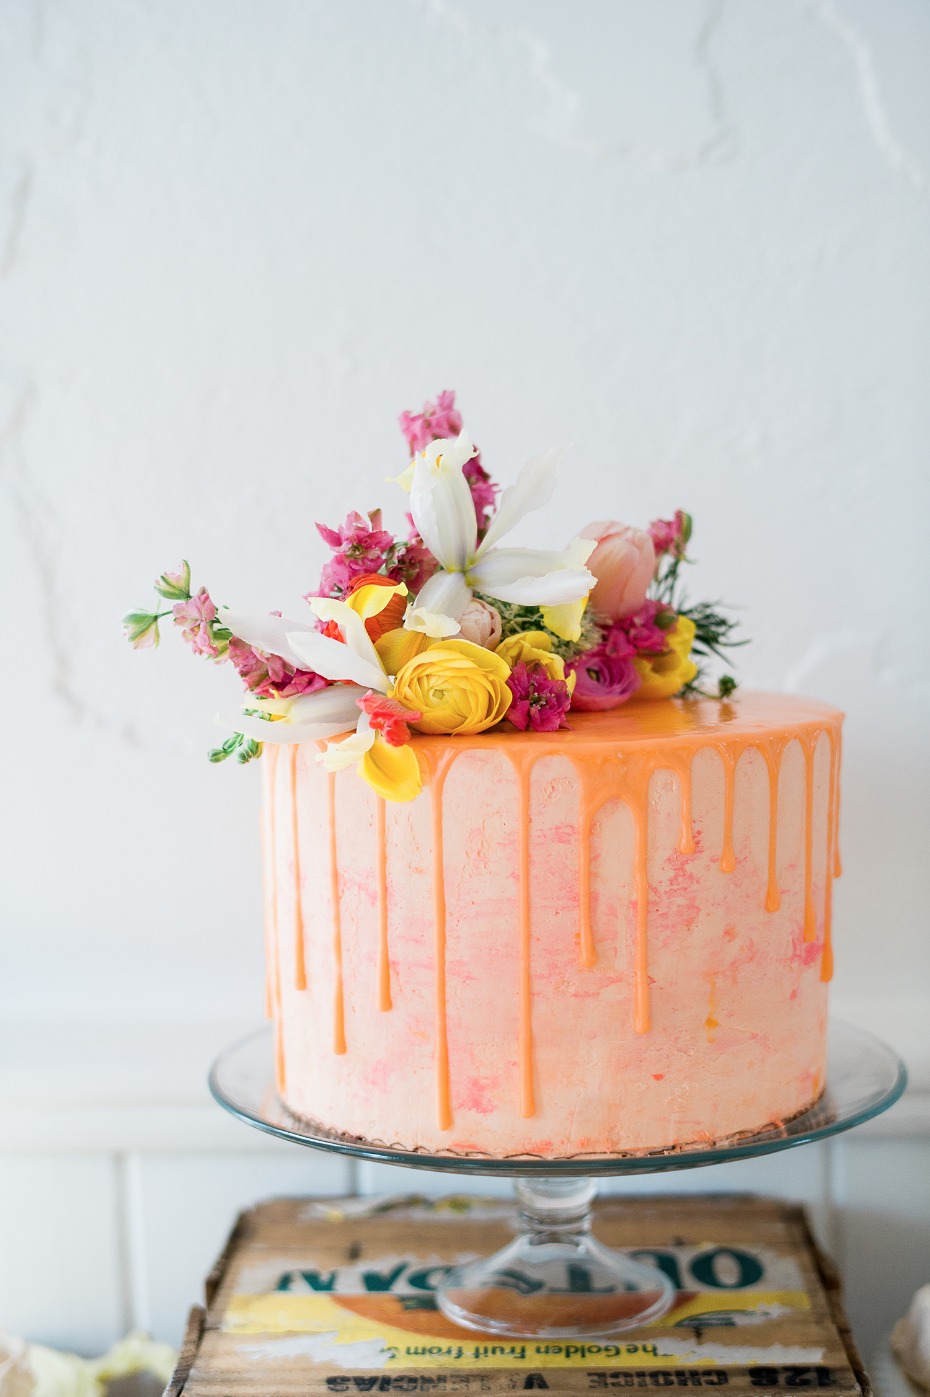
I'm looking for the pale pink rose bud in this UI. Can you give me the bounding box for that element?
[457,598,502,649]
[581,520,656,622]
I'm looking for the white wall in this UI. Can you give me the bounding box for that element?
[1,0,927,1360]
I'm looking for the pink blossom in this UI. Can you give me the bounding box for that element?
[566,641,640,712]
[359,691,421,747]
[384,529,439,594]
[228,637,329,700]
[398,390,463,455]
[649,510,690,560]
[610,600,677,656]
[464,455,498,532]
[581,520,656,622]
[173,588,220,658]
[506,662,572,732]
[457,598,502,649]
[314,509,395,598]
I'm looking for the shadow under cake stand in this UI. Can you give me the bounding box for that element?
[209,1020,906,1339]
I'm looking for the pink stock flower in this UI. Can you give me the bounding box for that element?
[581,521,656,622]
[228,637,329,700]
[611,600,678,656]
[464,455,498,532]
[358,691,421,747]
[566,637,640,712]
[506,662,572,732]
[314,509,395,598]
[384,529,438,594]
[649,510,690,560]
[173,588,220,658]
[398,390,463,455]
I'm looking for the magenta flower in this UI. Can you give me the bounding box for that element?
[228,637,329,700]
[173,588,220,658]
[649,510,691,560]
[566,640,640,712]
[611,600,677,655]
[398,390,463,455]
[506,662,572,732]
[314,509,395,597]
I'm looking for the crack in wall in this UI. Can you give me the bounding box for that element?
[418,0,737,172]
[1,382,157,748]
[803,0,928,196]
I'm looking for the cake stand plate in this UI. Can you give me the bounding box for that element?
[209,1021,906,1339]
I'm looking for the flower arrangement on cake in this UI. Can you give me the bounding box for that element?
[124,392,742,802]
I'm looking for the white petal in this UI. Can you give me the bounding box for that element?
[307,596,388,679]
[404,608,462,639]
[287,621,388,693]
[475,443,568,557]
[215,686,365,745]
[219,608,309,667]
[317,719,376,772]
[409,434,478,570]
[469,546,594,606]
[410,571,472,621]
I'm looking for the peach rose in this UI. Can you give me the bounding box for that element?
[581,520,656,622]
[457,598,502,649]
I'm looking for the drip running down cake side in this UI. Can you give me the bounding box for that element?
[262,692,843,1157]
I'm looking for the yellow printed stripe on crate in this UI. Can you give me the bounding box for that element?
[223,1290,812,1369]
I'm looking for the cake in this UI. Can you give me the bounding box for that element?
[262,692,841,1156]
[126,391,842,1158]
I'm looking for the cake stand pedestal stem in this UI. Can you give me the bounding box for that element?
[435,1176,676,1338]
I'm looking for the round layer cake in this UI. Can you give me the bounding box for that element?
[260,690,842,1157]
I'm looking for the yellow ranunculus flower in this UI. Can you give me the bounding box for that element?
[634,615,698,699]
[495,630,576,695]
[392,639,511,736]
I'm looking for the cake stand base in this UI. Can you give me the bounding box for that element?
[437,1177,674,1337]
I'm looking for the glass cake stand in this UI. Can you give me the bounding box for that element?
[209,1020,906,1339]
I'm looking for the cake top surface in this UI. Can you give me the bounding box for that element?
[407,690,844,760]
[125,390,784,802]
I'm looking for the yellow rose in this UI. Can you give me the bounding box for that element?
[392,639,512,736]
[495,630,575,695]
[634,616,698,699]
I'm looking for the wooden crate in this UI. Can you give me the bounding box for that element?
[166,1194,869,1397]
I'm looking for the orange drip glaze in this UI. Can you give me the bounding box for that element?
[266,747,285,1093]
[832,726,843,878]
[676,755,695,855]
[507,753,537,1118]
[422,751,455,1132]
[289,747,307,992]
[376,797,392,1012]
[327,773,347,1055]
[631,792,651,1034]
[719,751,736,873]
[802,739,817,942]
[762,740,784,913]
[821,729,837,983]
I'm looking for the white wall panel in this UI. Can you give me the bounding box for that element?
[833,1137,930,1371]
[0,1155,124,1354]
[125,1146,353,1345]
